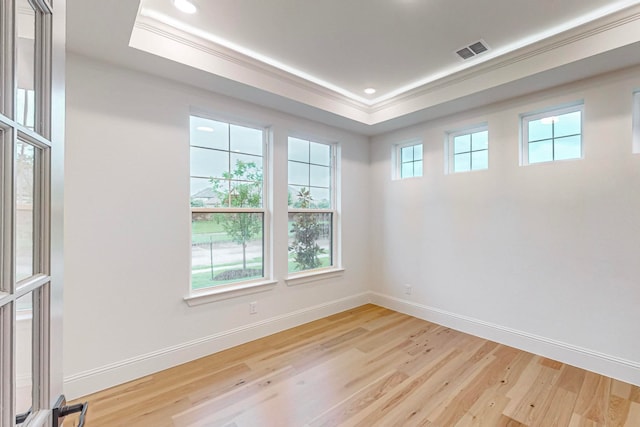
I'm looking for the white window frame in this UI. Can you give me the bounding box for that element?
[286,136,343,286]
[394,140,423,180]
[446,124,489,174]
[185,115,276,306]
[632,91,640,154]
[521,102,584,165]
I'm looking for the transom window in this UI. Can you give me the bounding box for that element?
[397,142,423,179]
[522,104,583,164]
[448,127,488,173]
[189,116,267,291]
[287,137,336,274]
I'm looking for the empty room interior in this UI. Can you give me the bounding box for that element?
[4,0,640,426]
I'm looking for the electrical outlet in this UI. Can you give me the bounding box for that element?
[249,301,257,314]
[404,284,412,295]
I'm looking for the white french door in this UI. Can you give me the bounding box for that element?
[1,0,65,426]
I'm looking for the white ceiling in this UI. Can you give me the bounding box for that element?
[67,0,640,135]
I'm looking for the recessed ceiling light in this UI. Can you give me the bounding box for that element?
[173,0,197,14]
[196,126,213,132]
[364,88,376,95]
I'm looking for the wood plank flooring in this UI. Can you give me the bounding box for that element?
[65,305,640,426]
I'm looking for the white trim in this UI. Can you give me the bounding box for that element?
[369,292,640,387]
[285,268,345,287]
[63,292,370,400]
[184,279,277,306]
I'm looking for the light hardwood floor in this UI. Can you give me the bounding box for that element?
[66,305,640,426]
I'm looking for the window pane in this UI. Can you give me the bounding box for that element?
[554,135,581,160]
[471,150,489,170]
[16,140,34,281]
[528,140,553,164]
[230,124,262,155]
[190,177,216,207]
[208,166,263,209]
[454,135,471,154]
[230,152,263,177]
[528,118,553,142]
[16,293,33,417]
[454,153,471,172]
[230,180,263,208]
[191,213,264,290]
[189,117,228,150]
[309,187,331,209]
[414,160,423,177]
[288,137,309,163]
[413,144,423,161]
[288,212,332,273]
[288,185,307,208]
[554,111,581,138]
[310,165,330,188]
[190,147,228,179]
[401,162,414,178]
[16,0,36,129]
[288,161,309,187]
[472,131,489,151]
[310,142,331,166]
[401,146,414,162]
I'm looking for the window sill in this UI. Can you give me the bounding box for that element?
[285,268,345,287]
[184,279,278,307]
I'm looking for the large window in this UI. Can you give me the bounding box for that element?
[448,126,489,173]
[189,116,267,291]
[287,137,336,274]
[396,142,423,179]
[522,104,583,164]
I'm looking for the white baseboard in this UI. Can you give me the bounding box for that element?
[370,292,640,387]
[63,292,370,400]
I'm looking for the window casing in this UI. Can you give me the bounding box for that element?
[189,116,268,292]
[396,142,423,179]
[521,103,583,165]
[447,126,488,173]
[287,137,337,275]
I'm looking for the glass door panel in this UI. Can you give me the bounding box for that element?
[15,293,33,418]
[16,140,35,283]
[15,0,37,130]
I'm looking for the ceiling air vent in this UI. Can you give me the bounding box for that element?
[456,47,475,60]
[455,40,490,60]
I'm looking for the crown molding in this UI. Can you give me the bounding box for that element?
[369,4,640,121]
[130,3,640,126]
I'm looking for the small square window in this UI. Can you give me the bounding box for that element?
[396,142,423,179]
[447,126,489,173]
[521,104,583,165]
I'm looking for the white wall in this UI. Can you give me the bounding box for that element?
[63,54,371,398]
[64,52,640,398]
[370,66,640,386]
